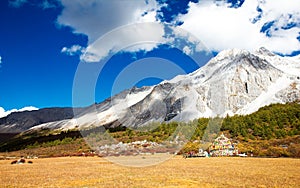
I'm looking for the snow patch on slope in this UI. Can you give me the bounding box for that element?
[237,75,293,115]
[125,87,154,107]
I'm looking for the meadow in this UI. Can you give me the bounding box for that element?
[1,156,299,187]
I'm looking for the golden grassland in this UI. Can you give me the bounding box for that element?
[1,156,299,188]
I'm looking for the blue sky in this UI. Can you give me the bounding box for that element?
[0,1,86,111]
[0,0,299,115]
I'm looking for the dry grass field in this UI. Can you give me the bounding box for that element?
[0,156,299,188]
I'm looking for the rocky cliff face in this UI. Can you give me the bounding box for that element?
[1,48,299,133]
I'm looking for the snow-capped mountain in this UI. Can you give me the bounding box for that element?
[1,48,299,133]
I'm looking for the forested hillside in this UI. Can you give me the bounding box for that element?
[1,102,299,157]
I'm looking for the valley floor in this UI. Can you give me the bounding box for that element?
[0,156,299,187]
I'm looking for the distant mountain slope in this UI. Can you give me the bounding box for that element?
[1,47,299,133]
[0,108,80,133]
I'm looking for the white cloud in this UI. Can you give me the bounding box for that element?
[57,0,300,60]
[61,45,85,56]
[178,0,300,55]
[40,0,58,9]
[57,0,158,44]
[183,46,192,55]
[9,0,27,8]
[0,56,2,64]
[81,22,166,63]
[57,0,163,62]
[0,106,38,118]
[9,0,59,9]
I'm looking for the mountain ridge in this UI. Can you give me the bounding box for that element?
[1,47,299,133]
